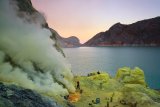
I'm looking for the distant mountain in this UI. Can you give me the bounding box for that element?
[84,17,160,46]
[50,29,81,48]
[57,36,81,48]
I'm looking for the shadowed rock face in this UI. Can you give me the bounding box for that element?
[84,17,160,46]
[0,83,61,107]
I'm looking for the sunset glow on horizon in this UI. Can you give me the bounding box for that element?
[31,0,160,43]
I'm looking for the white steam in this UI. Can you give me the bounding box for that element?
[0,0,75,97]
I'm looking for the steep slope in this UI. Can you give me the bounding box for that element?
[15,0,65,55]
[84,17,160,46]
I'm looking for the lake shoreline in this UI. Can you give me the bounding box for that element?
[64,47,160,89]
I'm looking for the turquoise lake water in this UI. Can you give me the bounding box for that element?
[63,47,160,89]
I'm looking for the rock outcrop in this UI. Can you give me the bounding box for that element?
[116,67,146,86]
[84,17,160,46]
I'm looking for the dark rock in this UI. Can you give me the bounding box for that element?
[0,83,61,107]
[14,0,36,14]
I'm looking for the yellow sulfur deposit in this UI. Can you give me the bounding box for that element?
[88,72,110,81]
[70,67,160,107]
[116,67,146,86]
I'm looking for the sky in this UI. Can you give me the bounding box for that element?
[31,0,160,43]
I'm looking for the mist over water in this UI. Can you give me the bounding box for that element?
[64,47,160,89]
[0,0,75,97]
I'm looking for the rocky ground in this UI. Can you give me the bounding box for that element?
[0,83,62,107]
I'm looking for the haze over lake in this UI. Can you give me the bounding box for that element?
[64,47,160,89]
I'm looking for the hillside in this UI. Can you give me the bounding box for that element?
[84,17,160,46]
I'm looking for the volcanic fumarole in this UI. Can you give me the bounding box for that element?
[0,0,75,99]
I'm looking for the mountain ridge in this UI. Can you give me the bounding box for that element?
[84,16,160,46]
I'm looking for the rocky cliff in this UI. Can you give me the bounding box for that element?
[84,17,160,46]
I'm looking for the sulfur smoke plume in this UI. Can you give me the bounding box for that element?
[0,0,75,97]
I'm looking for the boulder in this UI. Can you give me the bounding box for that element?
[116,67,147,86]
